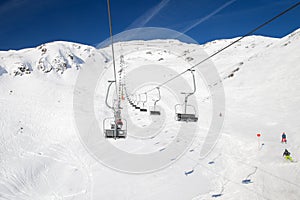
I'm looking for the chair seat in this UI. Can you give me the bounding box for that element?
[176,113,198,122]
[105,129,127,138]
[150,110,161,115]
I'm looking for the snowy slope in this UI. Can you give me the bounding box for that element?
[200,29,300,200]
[0,28,300,200]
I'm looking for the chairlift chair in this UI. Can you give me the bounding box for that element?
[128,97,135,108]
[135,104,140,109]
[103,117,127,139]
[175,70,198,122]
[133,94,140,109]
[150,110,160,115]
[175,104,198,122]
[139,93,148,112]
[134,94,143,111]
[150,87,161,115]
[140,108,147,112]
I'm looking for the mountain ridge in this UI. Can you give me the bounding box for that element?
[0,28,299,78]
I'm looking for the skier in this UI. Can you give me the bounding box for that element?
[281,132,287,143]
[283,149,293,162]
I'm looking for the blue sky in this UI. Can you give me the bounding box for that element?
[0,0,299,50]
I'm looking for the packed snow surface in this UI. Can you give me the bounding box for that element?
[0,28,300,200]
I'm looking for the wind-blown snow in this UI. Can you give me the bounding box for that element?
[0,28,300,200]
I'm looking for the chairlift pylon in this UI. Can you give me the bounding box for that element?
[175,70,198,122]
[150,87,161,115]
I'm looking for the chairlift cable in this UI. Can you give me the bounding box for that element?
[142,1,300,94]
[107,0,118,98]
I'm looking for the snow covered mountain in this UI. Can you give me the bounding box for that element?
[0,41,94,76]
[0,28,300,200]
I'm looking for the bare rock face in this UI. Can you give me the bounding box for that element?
[12,62,31,76]
[37,57,52,73]
[0,41,94,77]
[38,56,69,74]
[51,56,68,74]
[37,44,47,55]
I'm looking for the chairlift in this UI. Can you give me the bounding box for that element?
[139,93,148,112]
[129,98,136,108]
[175,70,198,122]
[103,1,127,139]
[134,104,140,109]
[140,107,147,112]
[127,94,133,105]
[132,94,140,109]
[103,80,127,139]
[135,106,140,109]
[103,117,127,139]
[150,87,161,115]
